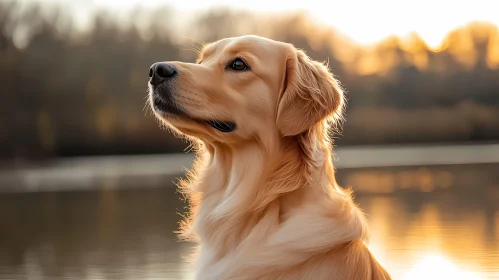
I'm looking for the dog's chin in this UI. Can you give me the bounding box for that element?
[151,98,237,134]
[151,100,197,128]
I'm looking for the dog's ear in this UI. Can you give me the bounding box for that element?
[276,48,344,136]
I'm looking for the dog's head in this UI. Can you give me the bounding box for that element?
[148,35,344,145]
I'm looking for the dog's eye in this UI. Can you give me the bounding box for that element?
[230,58,249,71]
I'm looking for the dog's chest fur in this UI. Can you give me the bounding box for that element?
[182,145,369,280]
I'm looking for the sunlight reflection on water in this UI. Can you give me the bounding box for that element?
[360,191,499,280]
[0,163,498,279]
[402,254,483,280]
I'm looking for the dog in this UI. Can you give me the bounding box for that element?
[147,35,391,280]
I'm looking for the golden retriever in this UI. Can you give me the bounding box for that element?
[147,35,391,280]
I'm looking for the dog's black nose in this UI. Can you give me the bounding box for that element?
[149,62,177,86]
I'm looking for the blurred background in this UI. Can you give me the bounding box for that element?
[1,0,498,279]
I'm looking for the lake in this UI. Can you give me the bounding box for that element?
[0,152,498,279]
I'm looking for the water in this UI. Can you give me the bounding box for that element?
[0,163,498,279]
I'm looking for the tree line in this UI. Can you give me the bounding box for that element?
[1,2,498,159]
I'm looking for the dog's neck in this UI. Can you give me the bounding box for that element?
[181,124,369,277]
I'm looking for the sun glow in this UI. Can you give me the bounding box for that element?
[93,0,499,48]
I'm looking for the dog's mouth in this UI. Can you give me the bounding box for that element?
[152,93,236,133]
[205,120,237,132]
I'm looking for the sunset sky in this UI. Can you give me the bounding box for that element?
[78,0,499,48]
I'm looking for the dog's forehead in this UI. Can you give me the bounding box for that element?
[202,36,286,59]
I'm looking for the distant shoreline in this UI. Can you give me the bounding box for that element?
[1,143,498,193]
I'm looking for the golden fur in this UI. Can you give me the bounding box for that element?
[148,35,391,279]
